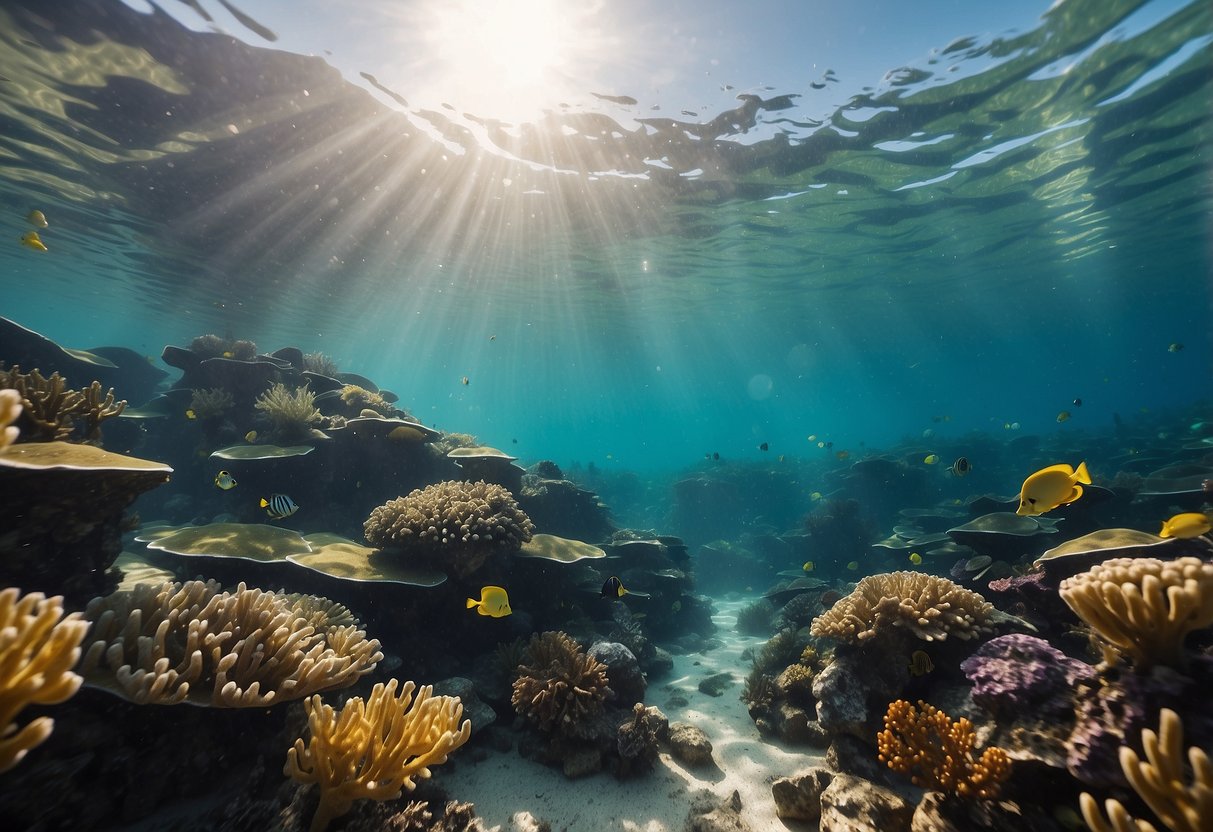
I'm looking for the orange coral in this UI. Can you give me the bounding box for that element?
[877,699,1011,800]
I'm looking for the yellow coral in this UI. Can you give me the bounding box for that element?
[285,679,471,832]
[0,588,90,772]
[254,382,321,440]
[810,571,998,643]
[877,699,1011,800]
[1059,557,1213,670]
[0,388,21,450]
[1080,708,1211,832]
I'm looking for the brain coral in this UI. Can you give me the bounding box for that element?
[810,571,999,644]
[364,480,535,577]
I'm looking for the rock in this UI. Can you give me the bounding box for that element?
[698,672,734,697]
[827,735,886,780]
[813,653,875,737]
[561,746,602,779]
[772,767,833,821]
[685,789,750,832]
[819,774,914,832]
[432,677,496,735]
[645,646,675,678]
[480,726,514,754]
[668,722,714,767]
[776,703,826,745]
[511,810,552,832]
[589,641,647,706]
[910,791,1059,832]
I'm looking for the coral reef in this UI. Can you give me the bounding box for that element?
[0,388,22,450]
[285,679,471,832]
[1080,708,1211,832]
[736,599,775,636]
[877,699,1012,800]
[961,634,1097,715]
[777,591,821,632]
[511,631,610,739]
[191,333,257,360]
[364,480,535,578]
[616,703,667,777]
[1059,556,1213,670]
[0,366,126,442]
[254,382,322,441]
[0,588,89,772]
[302,352,339,377]
[80,580,382,706]
[339,384,393,416]
[188,387,234,419]
[810,571,1000,644]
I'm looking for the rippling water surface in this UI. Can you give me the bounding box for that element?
[1,0,1209,467]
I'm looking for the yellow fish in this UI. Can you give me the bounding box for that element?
[803,561,815,572]
[810,491,823,501]
[466,585,511,617]
[27,210,48,228]
[222,351,234,358]
[1016,461,1091,516]
[846,560,859,571]
[1056,411,1071,423]
[244,430,258,443]
[214,470,237,490]
[908,552,922,565]
[20,231,47,251]
[185,409,197,420]
[923,454,939,465]
[908,650,933,676]
[807,434,817,442]
[1159,512,1211,539]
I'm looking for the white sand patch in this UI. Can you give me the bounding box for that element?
[440,597,824,831]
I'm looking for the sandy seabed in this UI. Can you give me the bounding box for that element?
[443,599,821,831]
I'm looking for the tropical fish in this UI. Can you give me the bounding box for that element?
[1072,398,1082,407]
[951,457,971,477]
[185,409,197,420]
[20,231,47,251]
[777,454,785,462]
[260,493,299,519]
[810,491,823,501]
[807,434,817,442]
[26,210,48,228]
[1016,461,1091,516]
[802,561,815,572]
[1168,342,1184,352]
[908,552,922,565]
[1159,512,1212,539]
[759,442,769,452]
[222,351,234,358]
[244,430,258,443]
[461,376,470,385]
[817,441,826,448]
[846,560,859,571]
[907,650,934,676]
[923,454,939,465]
[1056,411,1071,423]
[214,470,237,490]
[601,576,628,598]
[466,585,511,617]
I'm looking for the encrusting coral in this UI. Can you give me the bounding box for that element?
[810,571,999,644]
[0,588,90,772]
[254,382,322,441]
[511,631,610,739]
[877,699,1012,800]
[1059,556,1213,670]
[285,679,471,832]
[79,580,382,706]
[0,388,21,450]
[1,366,126,442]
[364,480,535,578]
[1079,708,1211,832]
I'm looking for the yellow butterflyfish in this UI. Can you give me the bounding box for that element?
[1159,512,1211,539]
[1016,461,1091,516]
[466,585,511,617]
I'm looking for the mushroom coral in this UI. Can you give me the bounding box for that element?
[511,631,610,739]
[79,580,382,706]
[877,699,1011,800]
[0,588,89,772]
[810,571,999,644]
[1080,708,1211,832]
[285,679,471,832]
[1059,556,1213,670]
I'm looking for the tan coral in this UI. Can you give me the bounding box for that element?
[79,580,382,706]
[0,588,90,772]
[1080,708,1211,832]
[0,388,21,450]
[0,366,125,443]
[810,571,998,644]
[285,679,471,832]
[511,631,609,739]
[254,382,321,441]
[1059,557,1213,670]
[188,387,234,420]
[877,699,1011,800]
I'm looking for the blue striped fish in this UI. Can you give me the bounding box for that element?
[260,493,299,519]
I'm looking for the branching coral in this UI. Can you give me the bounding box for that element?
[877,699,1011,800]
[364,480,535,578]
[0,388,21,450]
[188,387,234,419]
[79,580,382,706]
[810,571,998,644]
[254,382,321,441]
[511,631,610,739]
[285,679,471,832]
[1059,557,1213,670]
[0,588,89,772]
[1079,708,1211,832]
[1,366,126,442]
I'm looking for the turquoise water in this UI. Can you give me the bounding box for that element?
[2,0,1208,472]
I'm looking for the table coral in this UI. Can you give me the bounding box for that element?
[1080,708,1211,832]
[511,630,610,739]
[364,480,535,578]
[285,679,471,832]
[1059,556,1213,670]
[877,699,1012,800]
[810,571,999,644]
[79,580,382,706]
[0,588,89,772]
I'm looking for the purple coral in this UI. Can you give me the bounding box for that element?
[961,634,1096,715]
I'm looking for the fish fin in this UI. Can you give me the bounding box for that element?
[1159,524,1171,538]
[1064,484,1084,504]
[501,606,512,616]
[1036,463,1075,475]
[477,605,491,616]
[618,586,628,597]
[1073,461,1091,484]
[259,498,269,507]
[466,598,478,608]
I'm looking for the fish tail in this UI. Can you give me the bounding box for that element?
[466,598,478,608]
[259,498,269,507]
[1074,461,1091,484]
